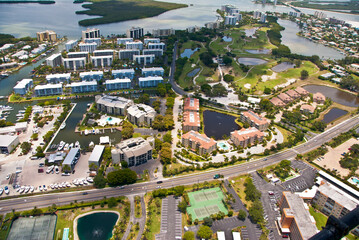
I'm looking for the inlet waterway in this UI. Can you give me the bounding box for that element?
[77,212,118,240]
[203,110,239,140]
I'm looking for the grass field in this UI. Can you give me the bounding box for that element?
[187,187,228,220]
[76,0,187,26]
[143,196,162,240]
[309,206,327,230]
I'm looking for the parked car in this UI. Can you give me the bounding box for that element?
[4,186,9,194]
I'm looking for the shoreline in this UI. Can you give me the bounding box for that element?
[73,210,120,240]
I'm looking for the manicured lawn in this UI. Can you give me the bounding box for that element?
[309,206,327,230]
[142,196,162,240]
[274,125,291,143]
[135,195,142,218]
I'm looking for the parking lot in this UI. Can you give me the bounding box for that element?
[156,196,182,240]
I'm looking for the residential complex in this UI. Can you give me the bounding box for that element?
[63,57,86,70]
[183,111,201,132]
[127,27,144,39]
[46,53,62,67]
[46,73,71,84]
[152,28,175,37]
[126,41,143,50]
[82,28,100,39]
[79,42,97,53]
[181,130,217,155]
[240,111,269,131]
[14,79,33,95]
[34,83,63,97]
[111,137,153,166]
[112,69,135,79]
[65,40,78,52]
[117,38,133,45]
[138,76,163,88]
[36,30,57,42]
[141,67,164,77]
[183,98,199,112]
[95,95,133,116]
[90,55,113,67]
[278,192,318,240]
[127,104,156,126]
[68,81,97,93]
[105,79,131,90]
[134,54,155,65]
[119,49,140,60]
[80,71,103,81]
[230,127,264,148]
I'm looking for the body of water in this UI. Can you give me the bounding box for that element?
[2,0,359,38]
[271,62,295,72]
[180,48,199,58]
[245,49,271,54]
[302,84,359,107]
[222,36,232,42]
[203,110,239,140]
[77,212,118,240]
[187,68,200,77]
[278,19,344,60]
[322,108,348,124]
[238,57,268,66]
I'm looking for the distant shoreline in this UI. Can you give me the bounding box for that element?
[0,0,55,3]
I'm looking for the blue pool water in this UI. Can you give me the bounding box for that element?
[181,48,199,58]
[218,142,229,150]
[107,117,112,122]
[353,177,359,184]
[223,36,232,42]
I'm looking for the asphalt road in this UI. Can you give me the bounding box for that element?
[169,41,187,96]
[0,115,358,214]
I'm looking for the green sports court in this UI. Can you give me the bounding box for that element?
[187,187,228,221]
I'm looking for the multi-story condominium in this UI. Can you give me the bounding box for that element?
[46,73,71,84]
[65,40,78,52]
[82,28,100,39]
[225,15,237,25]
[117,38,133,45]
[253,10,261,19]
[126,41,144,50]
[93,49,115,57]
[183,111,200,132]
[152,28,175,37]
[63,57,86,70]
[138,76,163,88]
[80,71,103,81]
[259,14,267,23]
[79,42,97,53]
[84,38,101,46]
[183,98,199,112]
[118,49,140,60]
[69,81,97,93]
[181,130,217,155]
[141,67,164,77]
[228,8,240,14]
[134,55,155,65]
[142,49,163,57]
[312,180,359,236]
[68,52,89,60]
[205,22,219,29]
[232,13,242,21]
[230,127,264,148]
[127,27,144,39]
[105,78,131,90]
[112,69,135,79]
[147,42,165,50]
[95,95,133,116]
[14,79,33,95]
[46,53,62,67]
[127,104,156,126]
[144,38,160,44]
[34,83,63,97]
[91,55,113,68]
[36,30,57,41]
[240,111,270,131]
[278,192,318,240]
[111,137,152,166]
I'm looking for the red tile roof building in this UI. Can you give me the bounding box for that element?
[183,98,200,112]
[181,130,217,155]
[240,111,270,131]
[270,97,286,107]
[286,89,301,99]
[313,92,326,103]
[300,104,315,114]
[278,92,293,103]
[295,86,309,96]
[183,111,200,132]
[230,127,265,148]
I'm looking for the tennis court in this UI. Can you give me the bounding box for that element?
[7,215,57,240]
[187,187,228,220]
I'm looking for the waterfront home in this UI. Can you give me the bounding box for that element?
[181,130,217,155]
[300,104,316,114]
[46,73,71,84]
[14,78,33,95]
[68,81,97,93]
[286,89,301,99]
[183,111,200,132]
[127,104,156,126]
[183,98,200,112]
[95,95,133,116]
[313,92,326,103]
[34,83,63,97]
[240,111,269,131]
[295,87,309,96]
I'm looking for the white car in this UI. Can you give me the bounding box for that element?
[4,186,10,195]
[0,187,3,195]
[30,186,34,192]
[50,184,54,189]
[43,185,47,191]
[55,166,59,174]
[39,185,43,191]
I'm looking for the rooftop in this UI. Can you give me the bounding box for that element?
[69,81,97,87]
[184,98,200,112]
[231,127,264,141]
[112,69,135,74]
[96,95,133,109]
[127,104,156,119]
[63,148,80,165]
[88,145,105,163]
[46,73,71,79]
[34,83,62,90]
[138,76,163,82]
[105,78,131,84]
[242,111,269,126]
[183,111,200,127]
[114,137,152,157]
[79,71,103,77]
[182,130,217,150]
[0,135,18,146]
[14,79,32,89]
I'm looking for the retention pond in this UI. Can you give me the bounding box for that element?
[77,212,119,240]
[203,110,239,140]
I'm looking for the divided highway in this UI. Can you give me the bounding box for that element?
[0,115,358,214]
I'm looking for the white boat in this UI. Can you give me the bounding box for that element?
[16,113,24,117]
[69,143,74,149]
[58,141,65,151]
[84,129,89,136]
[18,110,25,114]
[66,183,71,187]
[54,184,58,189]
[64,143,69,151]
[89,141,94,147]
[60,122,66,130]
[50,184,54,189]
[86,177,93,183]
[83,180,88,185]
[75,141,80,148]
[46,165,54,174]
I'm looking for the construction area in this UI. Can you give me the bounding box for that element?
[187,187,228,221]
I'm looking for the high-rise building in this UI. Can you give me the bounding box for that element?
[225,15,237,25]
[152,28,175,37]
[65,40,78,52]
[36,30,57,42]
[126,27,144,39]
[82,28,100,39]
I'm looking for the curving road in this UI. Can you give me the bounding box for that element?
[0,116,358,214]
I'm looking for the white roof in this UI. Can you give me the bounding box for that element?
[142,67,164,72]
[138,76,163,82]
[232,232,241,240]
[112,69,135,74]
[0,135,18,147]
[46,73,71,79]
[63,57,86,62]
[99,136,110,144]
[217,231,225,240]
[80,71,103,77]
[106,78,131,84]
[66,40,77,45]
[93,49,114,53]
[69,81,97,87]
[34,83,62,90]
[46,53,61,61]
[14,79,32,89]
[88,145,105,163]
[79,42,97,46]
[91,55,113,59]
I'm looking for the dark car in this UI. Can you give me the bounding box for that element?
[157,181,163,184]
[82,192,88,195]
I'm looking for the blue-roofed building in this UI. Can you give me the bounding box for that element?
[14,78,33,95]
[106,78,131,90]
[112,69,135,79]
[69,81,97,93]
[141,67,164,77]
[79,71,103,81]
[139,76,163,88]
[62,148,80,173]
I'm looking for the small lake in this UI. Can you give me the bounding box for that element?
[181,48,199,58]
[238,58,268,66]
[77,212,118,240]
[245,49,271,54]
[222,36,232,42]
[278,19,343,60]
[187,68,200,77]
[302,85,359,107]
[203,110,239,140]
[271,62,295,72]
[322,108,348,124]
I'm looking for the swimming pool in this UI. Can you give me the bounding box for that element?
[352,177,359,184]
[217,142,230,151]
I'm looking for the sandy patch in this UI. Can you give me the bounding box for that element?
[313,138,359,177]
[191,64,196,68]
[244,83,251,89]
[261,71,277,82]
[274,78,297,90]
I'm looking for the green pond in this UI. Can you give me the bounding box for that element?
[77,212,118,240]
